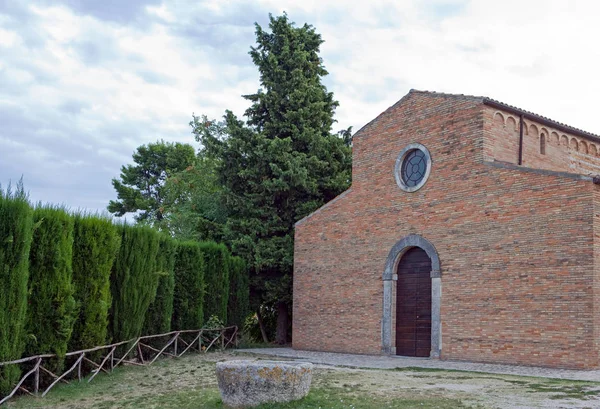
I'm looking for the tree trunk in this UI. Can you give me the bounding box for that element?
[275,301,288,345]
[256,308,269,344]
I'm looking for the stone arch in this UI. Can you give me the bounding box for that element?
[552,131,560,144]
[382,234,441,358]
[528,124,539,137]
[590,144,598,156]
[570,138,579,151]
[561,135,569,147]
[580,140,588,154]
[506,116,518,132]
[493,111,505,125]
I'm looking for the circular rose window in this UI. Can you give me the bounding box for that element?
[394,143,432,192]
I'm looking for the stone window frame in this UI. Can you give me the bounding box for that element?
[394,143,432,192]
[381,234,441,358]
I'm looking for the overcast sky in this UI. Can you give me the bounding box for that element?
[1,0,599,215]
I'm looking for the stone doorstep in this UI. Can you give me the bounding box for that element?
[236,348,600,382]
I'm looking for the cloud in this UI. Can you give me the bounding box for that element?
[40,0,162,24]
[1,0,600,215]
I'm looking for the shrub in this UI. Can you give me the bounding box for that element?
[142,235,177,335]
[0,182,33,394]
[109,224,160,342]
[25,205,77,373]
[69,214,120,353]
[227,256,249,329]
[199,242,230,324]
[172,241,205,330]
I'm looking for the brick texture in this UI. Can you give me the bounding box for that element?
[293,91,600,369]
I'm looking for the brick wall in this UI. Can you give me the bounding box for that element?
[484,107,600,175]
[293,91,599,369]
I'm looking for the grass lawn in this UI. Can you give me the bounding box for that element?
[4,352,600,408]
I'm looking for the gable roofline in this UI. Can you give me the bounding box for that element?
[352,89,600,144]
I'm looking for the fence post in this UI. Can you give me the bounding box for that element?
[78,353,84,382]
[174,336,178,357]
[221,329,225,350]
[34,357,41,395]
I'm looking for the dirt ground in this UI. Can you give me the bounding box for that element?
[5,351,600,409]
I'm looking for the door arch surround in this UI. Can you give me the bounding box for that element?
[382,234,441,358]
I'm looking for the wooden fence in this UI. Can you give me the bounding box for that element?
[0,326,238,405]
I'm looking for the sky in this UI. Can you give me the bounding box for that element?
[1,0,599,215]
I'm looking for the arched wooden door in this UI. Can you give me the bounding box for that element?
[395,247,432,357]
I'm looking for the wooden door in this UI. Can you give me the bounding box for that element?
[395,247,432,357]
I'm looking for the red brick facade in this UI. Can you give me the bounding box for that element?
[293,90,600,369]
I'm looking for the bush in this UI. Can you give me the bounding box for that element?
[109,224,160,342]
[142,235,177,335]
[69,214,120,353]
[0,182,34,394]
[199,242,230,324]
[172,241,205,330]
[25,205,77,372]
[227,256,249,329]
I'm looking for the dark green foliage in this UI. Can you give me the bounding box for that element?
[171,241,205,330]
[25,205,77,372]
[195,14,352,343]
[143,235,177,335]
[199,242,230,324]
[108,141,196,225]
[69,214,120,352]
[0,182,33,394]
[110,225,161,342]
[227,256,249,328]
[160,155,227,242]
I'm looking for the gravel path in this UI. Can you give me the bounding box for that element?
[239,347,600,381]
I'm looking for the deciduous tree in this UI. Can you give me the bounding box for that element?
[108,141,196,225]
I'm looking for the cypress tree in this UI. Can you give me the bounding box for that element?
[0,182,33,394]
[142,235,177,335]
[199,242,230,324]
[25,205,77,372]
[172,241,205,330]
[196,14,352,343]
[109,225,160,342]
[227,256,249,329]
[69,214,120,352]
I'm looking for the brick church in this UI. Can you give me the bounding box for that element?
[292,90,600,369]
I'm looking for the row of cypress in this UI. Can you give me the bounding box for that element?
[0,185,249,394]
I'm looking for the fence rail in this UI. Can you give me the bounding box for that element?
[0,326,238,405]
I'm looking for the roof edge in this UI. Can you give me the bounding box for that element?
[295,188,352,228]
[484,160,594,182]
[483,99,600,143]
[352,89,483,139]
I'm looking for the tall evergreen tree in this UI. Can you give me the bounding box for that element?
[69,214,120,353]
[109,225,161,342]
[197,14,352,343]
[0,182,33,394]
[25,206,77,372]
[142,235,177,336]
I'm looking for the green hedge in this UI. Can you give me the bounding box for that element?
[227,256,249,328]
[0,183,33,394]
[110,224,160,342]
[69,214,120,352]
[25,205,77,372]
[199,242,230,324]
[143,236,177,335]
[172,241,205,330]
